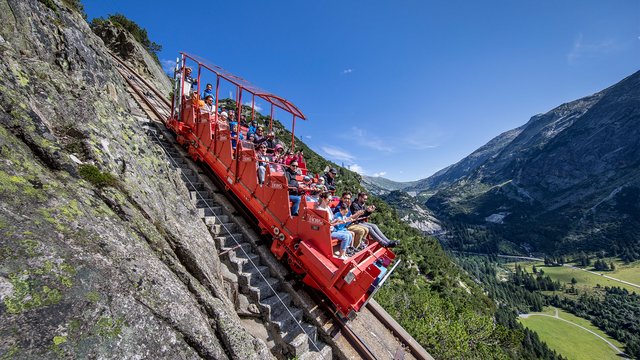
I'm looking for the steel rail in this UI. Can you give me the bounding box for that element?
[112,53,434,360]
[108,52,171,109]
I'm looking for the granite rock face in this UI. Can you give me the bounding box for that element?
[0,0,271,358]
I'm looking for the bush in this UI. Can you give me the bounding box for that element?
[78,165,117,188]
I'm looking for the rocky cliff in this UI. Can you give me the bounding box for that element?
[0,0,270,358]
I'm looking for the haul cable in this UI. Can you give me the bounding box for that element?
[112,55,327,358]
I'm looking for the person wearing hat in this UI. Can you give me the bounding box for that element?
[323,168,338,191]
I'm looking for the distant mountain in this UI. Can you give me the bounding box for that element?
[379,190,443,234]
[369,71,640,260]
[361,175,417,195]
[424,71,640,259]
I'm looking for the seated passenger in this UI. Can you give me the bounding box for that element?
[253,127,265,144]
[256,143,271,184]
[333,192,369,249]
[350,192,399,248]
[230,123,244,149]
[323,168,338,191]
[202,95,215,115]
[261,132,278,153]
[246,133,256,143]
[285,161,302,216]
[219,111,229,124]
[315,177,328,192]
[317,193,353,260]
[248,120,258,136]
[201,83,214,100]
[273,144,286,164]
[300,175,320,201]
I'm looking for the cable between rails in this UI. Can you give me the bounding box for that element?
[145,112,327,359]
[114,54,328,358]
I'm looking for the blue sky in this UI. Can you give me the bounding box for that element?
[85,1,639,182]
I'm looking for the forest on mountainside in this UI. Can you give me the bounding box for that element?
[456,255,640,359]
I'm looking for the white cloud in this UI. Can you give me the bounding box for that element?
[161,59,177,75]
[348,126,395,152]
[321,146,355,162]
[243,101,263,112]
[371,171,387,177]
[342,68,353,74]
[567,34,617,64]
[348,164,365,174]
[404,137,440,150]
[305,135,312,139]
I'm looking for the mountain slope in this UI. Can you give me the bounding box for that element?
[426,71,640,258]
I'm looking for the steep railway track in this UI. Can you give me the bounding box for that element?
[110,52,432,360]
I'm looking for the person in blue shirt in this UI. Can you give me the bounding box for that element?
[248,120,258,136]
[230,123,244,149]
[201,83,214,100]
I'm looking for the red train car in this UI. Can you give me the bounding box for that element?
[166,53,398,318]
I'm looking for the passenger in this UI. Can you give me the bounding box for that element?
[202,95,215,115]
[253,127,265,144]
[317,193,353,259]
[283,150,295,166]
[248,120,258,136]
[256,143,271,184]
[323,168,338,191]
[220,111,229,123]
[315,177,328,192]
[246,133,256,143]
[201,83,214,100]
[300,175,320,201]
[333,192,369,249]
[285,161,302,216]
[230,123,244,149]
[262,131,277,153]
[274,144,286,164]
[350,192,399,248]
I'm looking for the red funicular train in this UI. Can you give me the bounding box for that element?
[166,53,398,318]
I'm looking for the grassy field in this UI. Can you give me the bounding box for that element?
[607,259,640,285]
[505,261,639,293]
[519,307,623,360]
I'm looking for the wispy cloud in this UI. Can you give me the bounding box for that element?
[348,164,365,174]
[404,137,440,150]
[321,146,355,162]
[305,135,312,139]
[349,126,395,152]
[161,59,177,75]
[342,68,353,74]
[567,34,617,64]
[371,171,387,177]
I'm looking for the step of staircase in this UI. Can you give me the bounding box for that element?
[140,114,332,360]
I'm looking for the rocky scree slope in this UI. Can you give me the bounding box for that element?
[425,71,640,255]
[0,0,271,358]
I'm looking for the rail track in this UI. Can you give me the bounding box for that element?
[109,52,432,360]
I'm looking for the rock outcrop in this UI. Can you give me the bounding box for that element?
[0,0,270,358]
[91,19,171,96]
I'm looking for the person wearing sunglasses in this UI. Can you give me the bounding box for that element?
[285,161,302,216]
